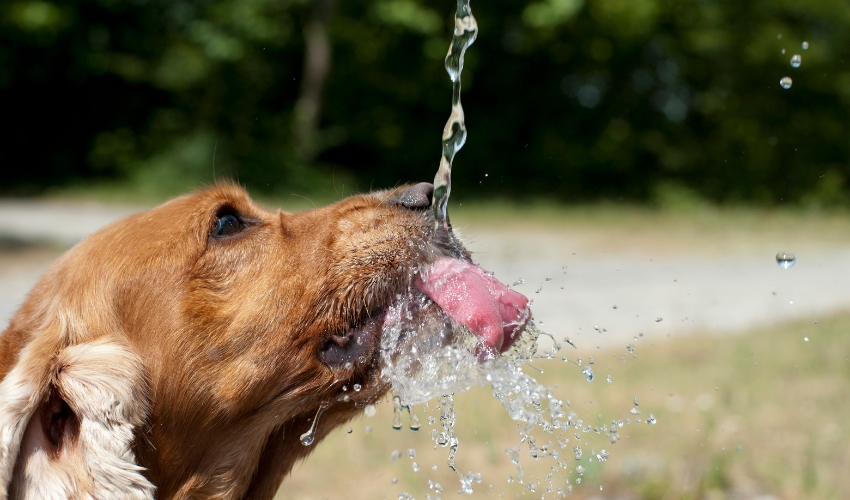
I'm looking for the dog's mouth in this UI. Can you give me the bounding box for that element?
[319,256,530,374]
[318,214,531,403]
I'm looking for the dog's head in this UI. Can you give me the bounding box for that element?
[0,183,528,499]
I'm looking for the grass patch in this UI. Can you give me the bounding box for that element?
[281,313,850,499]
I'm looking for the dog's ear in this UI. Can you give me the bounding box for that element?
[0,336,155,499]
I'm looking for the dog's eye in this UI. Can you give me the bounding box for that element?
[213,212,243,237]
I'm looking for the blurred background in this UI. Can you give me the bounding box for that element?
[1,0,849,204]
[1,0,850,499]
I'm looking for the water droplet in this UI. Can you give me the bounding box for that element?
[596,450,609,462]
[654,317,663,322]
[409,407,422,432]
[364,404,377,417]
[576,465,585,475]
[776,251,796,268]
[780,76,793,89]
[804,337,809,341]
[364,425,372,434]
[573,446,582,460]
[581,366,594,382]
[412,462,420,472]
[647,413,657,425]
[802,41,809,50]
[353,383,362,392]
[391,393,403,430]
[358,356,366,364]
[436,432,449,447]
[390,450,401,462]
[545,277,552,282]
[606,374,612,383]
[408,448,416,458]
[612,305,617,309]
[391,477,398,484]
[790,54,801,68]
[299,402,329,446]
[346,427,353,434]
[781,48,786,54]
[432,464,438,471]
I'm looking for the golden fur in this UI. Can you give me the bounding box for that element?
[0,184,440,499]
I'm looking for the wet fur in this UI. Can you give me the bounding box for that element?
[0,184,440,499]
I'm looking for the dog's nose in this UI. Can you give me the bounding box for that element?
[391,182,434,210]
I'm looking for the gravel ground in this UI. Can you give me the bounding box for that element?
[1,200,848,350]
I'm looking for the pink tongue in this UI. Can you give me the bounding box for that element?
[415,257,530,353]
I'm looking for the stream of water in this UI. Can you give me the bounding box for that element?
[431,0,478,228]
[379,0,655,496]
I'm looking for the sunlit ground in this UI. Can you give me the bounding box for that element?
[280,312,850,500]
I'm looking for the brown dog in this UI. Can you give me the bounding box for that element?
[0,183,528,499]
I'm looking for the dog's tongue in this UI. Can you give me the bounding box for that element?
[416,257,530,353]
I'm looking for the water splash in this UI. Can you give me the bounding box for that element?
[299,402,329,446]
[379,281,650,494]
[432,0,479,227]
[439,394,460,475]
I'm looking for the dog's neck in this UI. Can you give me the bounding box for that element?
[136,400,364,499]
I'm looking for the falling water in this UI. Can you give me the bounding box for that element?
[432,0,478,228]
[391,392,422,431]
[378,0,659,490]
[379,285,657,495]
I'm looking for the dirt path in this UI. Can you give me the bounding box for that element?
[465,228,850,349]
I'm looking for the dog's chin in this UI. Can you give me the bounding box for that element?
[319,312,386,370]
[316,290,451,402]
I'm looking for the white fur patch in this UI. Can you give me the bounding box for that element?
[1,339,155,500]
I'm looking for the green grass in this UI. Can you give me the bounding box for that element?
[281,313,850,499]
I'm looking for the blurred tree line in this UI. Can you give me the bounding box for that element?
[1,0,849,204]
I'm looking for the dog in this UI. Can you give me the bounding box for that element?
[0,182,529,499]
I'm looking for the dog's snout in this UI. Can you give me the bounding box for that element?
[391,182,434,210]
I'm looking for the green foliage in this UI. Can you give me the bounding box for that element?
[1,0,848,203]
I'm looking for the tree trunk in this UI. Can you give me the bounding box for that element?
[291,0,336,162]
